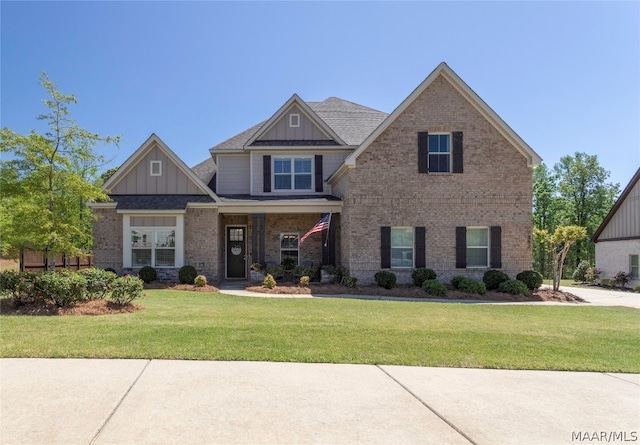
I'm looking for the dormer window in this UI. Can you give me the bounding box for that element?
[289,113,300,128]
[150,160,162,176]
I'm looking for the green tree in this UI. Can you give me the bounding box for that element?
[553,153,619,269]
[532,164,559,277]
[535,225,587,291]
[0,73,119,266]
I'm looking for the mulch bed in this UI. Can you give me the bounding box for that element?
[0,298,142,316]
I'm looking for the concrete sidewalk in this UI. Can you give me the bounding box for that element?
[1,359,638,444]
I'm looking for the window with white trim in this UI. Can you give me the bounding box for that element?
[631,254,639,279]
[274,157,312,191]
[150,160,162,176]
[391,227,414,268]
[289,113,300,127]
[467,227,489,268]
[428,134,451,173]
[131,228,176,267]
[280,233,300,264]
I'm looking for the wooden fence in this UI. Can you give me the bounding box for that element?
[19,250,93,272]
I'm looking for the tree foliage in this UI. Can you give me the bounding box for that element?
[535,225,587,291]
[532,153,619,278]
[0,73,119,262]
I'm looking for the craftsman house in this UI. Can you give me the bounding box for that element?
[592,167,640,287]
[90,62,542,284]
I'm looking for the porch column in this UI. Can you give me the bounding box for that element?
[251,213,266,265]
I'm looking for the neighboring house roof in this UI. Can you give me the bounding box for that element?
[592,167,640,242]
[103,133,219,202]
[110,194,216,211]
[333,62,542,180]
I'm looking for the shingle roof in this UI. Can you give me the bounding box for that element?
[111,195,215,210]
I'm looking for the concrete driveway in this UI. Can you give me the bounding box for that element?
[549,285,640,309]
[1,359,638,445]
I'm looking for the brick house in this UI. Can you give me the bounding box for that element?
[90,63,542,284]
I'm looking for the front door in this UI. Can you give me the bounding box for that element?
[226,226,246,279]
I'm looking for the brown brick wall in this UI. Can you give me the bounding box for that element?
[91,208,123,273]
[337,76,534,284]
[184,207,219,283]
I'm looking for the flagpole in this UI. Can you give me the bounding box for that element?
[324,212,332,247]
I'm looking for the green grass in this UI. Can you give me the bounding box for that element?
[2,290,639,372]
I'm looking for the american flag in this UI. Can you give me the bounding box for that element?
[299,214,330,246]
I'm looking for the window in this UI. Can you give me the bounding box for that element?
[274,157,312,191]
[150,160,162,176]
[391,227,414,268]
[466,227,489,268]
[428,134,450,173]
[631,255,639,279]
[131,228,175,267]
[280,233,299,264]
[289,113,300,128]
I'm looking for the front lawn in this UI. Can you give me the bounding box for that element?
[1,290,638,372]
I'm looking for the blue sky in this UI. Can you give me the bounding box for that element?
[2,1,639,190]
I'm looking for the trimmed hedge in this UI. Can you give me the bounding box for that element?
[498,279,529,296]
[457,277,486,295]
[422,279,447,297]
[138,266,157,284]
[374,271,397,289]
[516,270,543,290]
[178,265,198,284]
[483,270,509,290]
[412,268,437,287]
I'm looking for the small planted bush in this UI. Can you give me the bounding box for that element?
[516,270,543,290]
[194,275,208,287]
[79,268,117,300]
[572,261,591,283]
[457,277,486,295]
[422,279,447,297]
[110,275,144,304]
[412,268,437,287]
[341,275,358,289]
[178,265,198,284]
[374,271,397,289]
[451,275,467,290]
[498,279,529,296]
[299,276,310,287]
[0,270,37,305]
[263,273,276,289]
[138,266,157,284]
[483,270,509,290]
[34,271,88,307]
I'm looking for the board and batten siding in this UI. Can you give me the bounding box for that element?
[259,105,330,141]
[216,154,251,195]
[110,144,204,195]
[251,150,351,195]
[599,179,640,240]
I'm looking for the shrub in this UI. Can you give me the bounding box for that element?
[572,261,591,282]
[585,267,601,284]
[34,271,87,307]
[634,285,640,293]
[193,275,207,287]
[516,270,543,290]
[79,268,117,300]
[483,270,509,290]
[263,273,276,289]
[341,276,357,289]
[411,268,436,287]
[457,278,486,295]
[104,267,118,275]
[374,271,396,289]
[109,275,144,304]
[451,275,467,290]
[498,279,529,296]
[138,266,157,284]
[422,279,447,297]
[614,271,631,288]
[250,263,263,272]
[0,270,37,305]
[178,265,198,284]
[281,257,296,270]
[299,276,310,287]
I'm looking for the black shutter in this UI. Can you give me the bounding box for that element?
[418,132,429,173]
[315,155,323,193]
[263,155,271,192]
[452,131,463,174]
[380,227,391,269]
[415,227,426,268]
[490,226,502,269]
[455,226,467,269]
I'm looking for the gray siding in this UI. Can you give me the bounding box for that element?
[216,154,251,195]
[259,105,330,141]
[110,144,204,195]
[599,179,640,240]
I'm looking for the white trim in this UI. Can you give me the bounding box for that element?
[122,213,184,268]
[150,160,162,176]
[466,226,490,269]
[289,113,300,128]
[390,227,414,269]
[117,209,186,214]
[272,156,313,192]
[427,133,452,174]
[280,232,300,265]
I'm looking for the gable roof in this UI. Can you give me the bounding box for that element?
[103,133,219,202]
[208,97,387,153]
[244,94,347,147]
[592,167,640,242]
[341,62,542,171]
